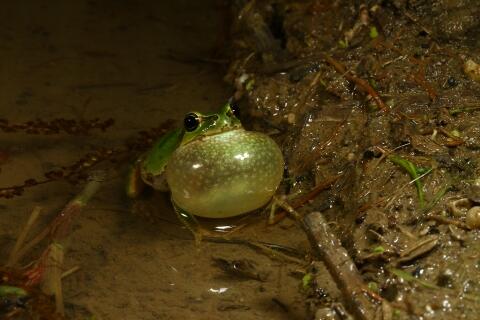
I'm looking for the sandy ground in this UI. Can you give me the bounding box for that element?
[0,1,309,319]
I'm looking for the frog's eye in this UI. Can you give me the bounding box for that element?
[229,102,240,118]
[184,113,200,132]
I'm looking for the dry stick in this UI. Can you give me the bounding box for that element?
[42,243,64,315]
[426,214,470,230]
[11,172,105,266]
[6,172,104,317]
[412,66,437,101]
[50,172,105,241]
[6,206,42,267]
[204,237,306,265]
[41,172,104,316]
[322,54,386,111]
[269,175,341,225]
[302,211,377,320]
[9,218,52,267]
[61,265,81,279]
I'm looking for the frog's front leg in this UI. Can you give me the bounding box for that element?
[126,128,183,198]
[126,160,145,198]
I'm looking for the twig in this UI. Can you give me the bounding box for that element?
[412,65,437,101]
[50,171,105,241]
[426,214,470,230]
[11,172,105,269]
[10,221,52,268]
[61,265,81,279]
[204,236,306,265]
[438,127,464,146]
[269,175,341,225]
[6,206,42,267]
[323,54,386,111]
[26,172,104,315]
[41,243,64,316]
[302,211,377,320]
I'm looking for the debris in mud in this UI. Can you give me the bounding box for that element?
[0,269,63,320]
[388,154,431,208]
[464,59,480,83]
[393,235,438,266]
[303,211,375,320]
[465,206,480,229]
[212,257,269,282]
[2,172,104,318]
[227,0,480,318]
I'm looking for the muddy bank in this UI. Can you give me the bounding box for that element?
[226,0,480,319]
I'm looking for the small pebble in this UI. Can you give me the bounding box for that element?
[466,207,480,229]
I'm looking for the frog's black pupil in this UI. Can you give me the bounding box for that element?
[184,113,199,131]
[230,102,240,118]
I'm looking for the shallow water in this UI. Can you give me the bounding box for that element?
[0,1,308,319]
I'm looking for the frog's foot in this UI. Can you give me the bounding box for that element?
[126,160,145,198]
[172,202,228,245]
[267,195,302,224]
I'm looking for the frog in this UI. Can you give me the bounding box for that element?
[126,102,284,238]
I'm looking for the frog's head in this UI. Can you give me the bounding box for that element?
[181,102,243,145]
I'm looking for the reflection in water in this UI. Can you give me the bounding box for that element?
[214,224,236,232]
[209,287,229,294]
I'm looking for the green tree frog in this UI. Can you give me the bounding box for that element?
[127,103,284,235]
